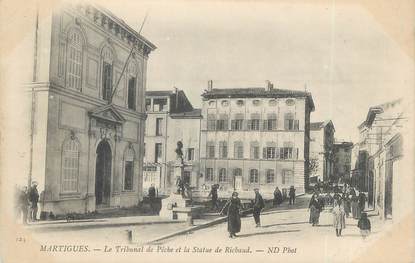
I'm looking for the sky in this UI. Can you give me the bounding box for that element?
[96,1,413,142]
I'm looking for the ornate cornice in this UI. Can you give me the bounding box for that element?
[65,3,156,57]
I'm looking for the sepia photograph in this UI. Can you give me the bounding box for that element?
[0,0,414,262]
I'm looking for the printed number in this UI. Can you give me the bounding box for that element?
[16,237,26,242]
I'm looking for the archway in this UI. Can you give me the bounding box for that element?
[95,140,112,206]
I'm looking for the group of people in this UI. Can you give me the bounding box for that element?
[272,186,296,207]
[220,188,265,238]
[14,182,40,224]
[308,186,372,239]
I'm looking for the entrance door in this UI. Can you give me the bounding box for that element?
[95,140,112,206]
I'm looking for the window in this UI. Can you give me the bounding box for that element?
[187,148,195,161]
[156,118,163,136]
[206,168,214,181]
[231,119,244,131]
[219,168,227,182]
[153,98,167,111]
[207,142,215,158]
[280,147,299,159]
[236,100,244,106]
[234,142,244,159]
[284,113,299,131]
[264,113,277,130]
[155,143,162,163]
[269,99,277,106]
[207,114,216,131]
[266,169,275,183]
[144,166,157,171]
[127,77,136,110]
[219,141,228,158]
[124,147,135,191]
[252,100,261,106]
[61,138,79,193]
[183,171,191,184]
[249,169,259,183]
[264,147,277,159]
[221,100,229,107]
[101,47,113,100]
[216,115,229,131]
[145,99,152,111]
[286,99,295,106]
[67,30,83,90]
[250,143,260,159]
[282,170,294,185]
[248,119,260,130]
[208,100,216,107]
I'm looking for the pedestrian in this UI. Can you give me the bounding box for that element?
[28,182,39,221]
[358,192,367,214]
[357,212,371,240]
[18,186,29,224]
[221,192,242,238]
[148,184,157,214]
[273,187,283,207]
[289,186,296,205]
[308,193,322,226]
[208,184,219,211]
[332,200,346,237]
[351,194,360,219]
[253,188,265,227]
[342,192,351,218]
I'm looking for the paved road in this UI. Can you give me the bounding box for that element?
[159,195,385,263]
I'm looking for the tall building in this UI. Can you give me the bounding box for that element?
[143,89,202,195]
[25,3,156,215]
[199,82,314,197]
[309,121,335,184]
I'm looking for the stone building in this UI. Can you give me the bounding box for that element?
[309,121,335,184]
[143,89,202,195]
[332,141,353,183]
[24,3,156,215]
[199,82,314,198]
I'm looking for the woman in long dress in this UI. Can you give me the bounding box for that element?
[351,194,359,219]
[309,193,322,226]
[221,192,242,238]
[333,200,346,236]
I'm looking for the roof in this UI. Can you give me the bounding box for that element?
[310,120,335,131]
[202,87,315,111]
[170,109,202,119]
[145,90,174,97]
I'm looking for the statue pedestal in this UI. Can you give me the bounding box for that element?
[159,194,191,220]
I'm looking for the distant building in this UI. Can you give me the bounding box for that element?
[333,141,353,183]
[199,81,315,197]
[25,3,156,215]
[309,121,335,183]
[143,89,202,195]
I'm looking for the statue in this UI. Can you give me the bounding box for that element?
[175,141,184,162]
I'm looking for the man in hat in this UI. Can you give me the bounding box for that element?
[29,182,39,221]
[208,184,219,211]
[253,188,265,227]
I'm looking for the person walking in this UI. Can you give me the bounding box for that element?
[253,188,265,227]
[309,193,322,226]
[18,186,29,224]
[273,187,283,207]
[332,200,346,237]
[358,192,367,214]
[357,212,371,240]
[208,184,219,211]
[221,192,242,238]
[28,182,39,222]
[342,192,351,218]
[351,194,360,219]
[148,184,157,214]
[289,186,296,205]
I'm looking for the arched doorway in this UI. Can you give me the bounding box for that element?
[95,140,112,206]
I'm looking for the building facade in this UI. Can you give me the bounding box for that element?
[25,3,156,215]
[199,82,314,198]
[143,89,202,195]
[309,121,335,184]
[333,141,353,183]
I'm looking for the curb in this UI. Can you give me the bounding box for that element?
[26,219,185,232]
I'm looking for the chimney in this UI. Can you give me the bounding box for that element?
[266,80,274,91]
[208,80,213,91]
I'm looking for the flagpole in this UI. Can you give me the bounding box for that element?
[109,12,148,102]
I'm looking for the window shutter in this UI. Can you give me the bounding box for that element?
[224,119,229,130]
[263,120,268,131]
[280,148,284,159]
[276,147,280,159]
[231,120,235,130]
[263,148,267,159]
[294,120,299,130]
[247,120,252,130]
[284,119,288,130]
[296,148,299,159]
